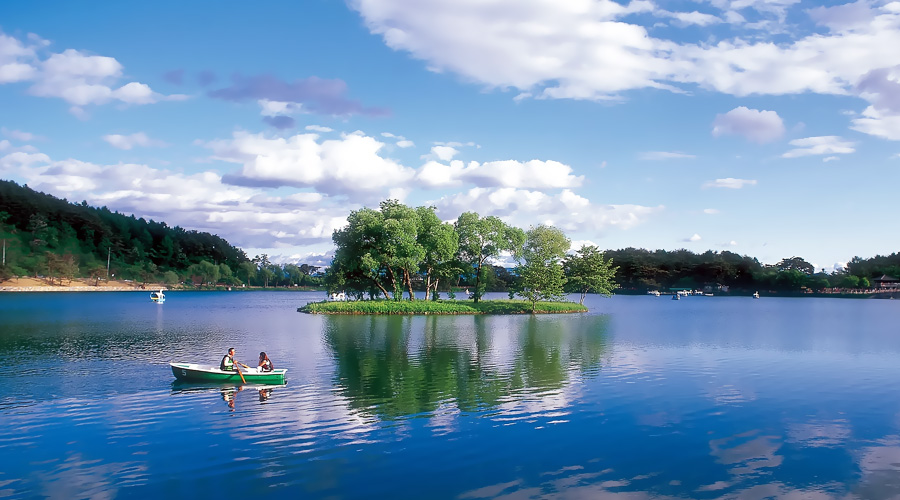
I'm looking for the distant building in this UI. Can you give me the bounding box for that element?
[873,275,900,289]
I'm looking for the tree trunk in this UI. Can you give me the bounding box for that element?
[473,261,483,303]
[424,268,433,301]
[386,266,399,298]
[580,290,587,305]
[404,268,415,300]
[370,277,391,299]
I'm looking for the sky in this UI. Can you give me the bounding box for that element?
[1,0,899,272]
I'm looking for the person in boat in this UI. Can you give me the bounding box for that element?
[258,351,274,372]
[220,347,250,372]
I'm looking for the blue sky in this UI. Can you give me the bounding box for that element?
[2,0,899,271]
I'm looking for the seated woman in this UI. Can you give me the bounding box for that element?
[258,352,274,372]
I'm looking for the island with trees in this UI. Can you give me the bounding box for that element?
[301,199,616,314]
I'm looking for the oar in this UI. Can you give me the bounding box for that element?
[234,361,246,384]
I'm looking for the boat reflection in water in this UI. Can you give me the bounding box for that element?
[170,380,285,410]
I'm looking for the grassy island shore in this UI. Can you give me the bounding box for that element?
[299,299,588,315]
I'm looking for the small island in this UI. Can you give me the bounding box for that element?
[299,298,588,315]
[298,200,617,315]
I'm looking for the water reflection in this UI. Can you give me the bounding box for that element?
[170,381,283,410]
[323,314,610,421]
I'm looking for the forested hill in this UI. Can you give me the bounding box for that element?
[0,179,248,282]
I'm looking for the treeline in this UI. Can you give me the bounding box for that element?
[601,249,897,293]
[2,182,897,294]
[0,180,323,288]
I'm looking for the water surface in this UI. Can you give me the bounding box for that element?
[1,292,899,498]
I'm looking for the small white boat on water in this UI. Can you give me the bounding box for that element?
[752,291,760,299]
[648,290,661,296]
[151,289,166,304]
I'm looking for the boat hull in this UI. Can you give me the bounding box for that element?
[170,363,287,385]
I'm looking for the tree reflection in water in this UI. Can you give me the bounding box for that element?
[323,314,610,420]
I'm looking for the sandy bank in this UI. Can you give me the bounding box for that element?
[0,277,167,292]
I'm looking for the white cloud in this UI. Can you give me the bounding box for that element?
[417,159,584,189]
[703,208,720,214]
[382,132,415,148]
[660,10,722,26]
[702,178,757,189]
[352,0,900,103]
[428,145,458,161]
[683,233,702,242]
[851,106,900,140]
[0,31,178,110]
[823,156,840,162]
[638,151,696,160]
[712,106,785,143]
[0,140,8,151]
[102,132,167,150]
[306,125,333,133]
[429,187,663,234]
[781,136,856,158]
[203,131,416,198]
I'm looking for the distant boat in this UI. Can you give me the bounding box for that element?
[752,291,760,299]
[648,290,661,296]
[150,289,166,304]
[672,293,680,300]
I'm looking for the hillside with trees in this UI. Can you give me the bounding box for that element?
[0,180,323,288]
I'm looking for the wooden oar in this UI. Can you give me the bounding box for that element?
[234,360,246,384]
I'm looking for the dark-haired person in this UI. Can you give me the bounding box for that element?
[257,351,274,372]
[220,347,250,371]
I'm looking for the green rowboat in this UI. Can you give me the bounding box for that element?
[170,362,287,385]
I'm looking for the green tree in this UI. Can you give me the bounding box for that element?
[416,206,459,300]
[776,256,814,275]
[190,260,219,288]
[161,270,180,286]
[455,212,525,303]
[517,225,570,312]
[564,245,619,304]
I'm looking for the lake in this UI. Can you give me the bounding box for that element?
[1,291,899,499]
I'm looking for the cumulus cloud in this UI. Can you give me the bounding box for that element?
[712,106,785,143]
[429,187,663,234]
[639,151,696,160]
[307,125,334,133]
[351,0,900,104]
[209,74,389,117]
[426,145,458,161]
[683,233,702,242]
[102,132,167,150]
[417,159,583,189]
[702,178,757,189]
[205,131,415,198]
[0,30,184,111]
[781,136,856,158]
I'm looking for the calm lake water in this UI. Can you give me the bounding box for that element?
[1,291,899,499]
